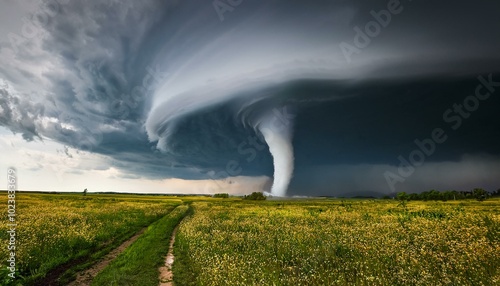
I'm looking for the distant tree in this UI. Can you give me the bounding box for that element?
[420,191,430,201]
[83,188,87,196]
[408,193,420,201]
[243,192,266,200]
[213,193,229,198]
[429,190,441,200]
[396,192,409,201]
[472,188,488,201]
[463,191,473,199]
[450,190,461,200]
[493,189,500,197]
[442,190,455,201]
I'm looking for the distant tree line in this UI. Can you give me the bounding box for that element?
[213,193,229,198]
[243,192,267,200]
[390,188,500,202]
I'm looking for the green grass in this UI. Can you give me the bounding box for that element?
[172,205,197,286]
[91,204,190,286]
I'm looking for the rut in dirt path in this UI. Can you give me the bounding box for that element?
[68,227,147,286]
[158,224,180,286]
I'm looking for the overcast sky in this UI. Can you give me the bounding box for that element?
[1,0,499,195]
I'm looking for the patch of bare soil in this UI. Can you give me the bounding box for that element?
[158,224,180,286]
[68,227,147,286]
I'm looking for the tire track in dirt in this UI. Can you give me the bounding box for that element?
[68,227,147,286]
[158,223,181,286]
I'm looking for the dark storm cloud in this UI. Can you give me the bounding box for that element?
[1,0,499,194]
[0,85,42,141]
[0,0,204,179]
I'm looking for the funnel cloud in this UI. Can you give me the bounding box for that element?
[257,108,294,196]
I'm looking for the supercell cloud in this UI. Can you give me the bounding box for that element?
[1,0,500,195]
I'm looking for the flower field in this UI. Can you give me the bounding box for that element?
[0,192,182,285]
[174,199,500,286]
[1,193,498,286]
